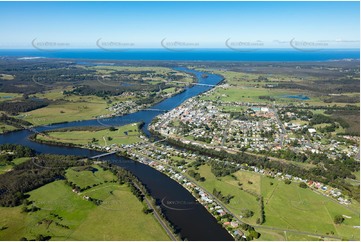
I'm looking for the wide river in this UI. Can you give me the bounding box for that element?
[0,67,234,240]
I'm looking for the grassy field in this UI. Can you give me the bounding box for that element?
[0,168,169,240]
[199,69,355,107]
[36,123,141,146]
[220,105,247,113]
[70,183,169,241]
[0,157,30,174]
[65,165,117,189]
[194,165,261,225]
[22,95,113,126]
[163,87,177,94]
[0,74,15,80]
[196,165,360,241]
[202,86,332,106]
[0,122,18,134]
[254,228,340,241]
[31,88,135,103]
[261,175,359,240]
[89,66,193,84]
[31,88,72,100]
[0,92,21,102]
[352,171,360,182]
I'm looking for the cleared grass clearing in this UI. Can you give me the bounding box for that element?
[254,228,287,241]
[22,99,111,126]
[352,171,360,181]
[202,86,321,105]
[0,175,169,240]
[30,88,71,100]
[163,87,176,94]
[260,176,360,240]
[0,122,18,134]
[0,92,21,102]
[90,66,193,84]
[71,184,169,241]
[32,89,134,103]
[220,105,247,113]
[36,123,141,146]
[253,228,327,241]
[0,180,96,241]
[199,69,354,107]
[195,165,359,240]
[202,87,279,103]
[0,206,27,240]
[0,157,30,174]
[65,165,117,189]
[231,170,261,195]
[0,74,15,80]
[196,165,260,225]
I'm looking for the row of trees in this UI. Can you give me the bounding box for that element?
[187,169,206,182]
[0,98,50,115]
[0,144,35,158]
[212,188,234,204]
[0,114,32,129]
[277,79,359,94]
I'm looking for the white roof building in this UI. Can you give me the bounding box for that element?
[308,128,317,133]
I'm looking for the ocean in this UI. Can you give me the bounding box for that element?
[0,49,359,62]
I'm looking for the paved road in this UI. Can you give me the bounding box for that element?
[221,118,231,147]
[271,106,286,147]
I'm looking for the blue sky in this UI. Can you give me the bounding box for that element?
[0,1,359,49]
